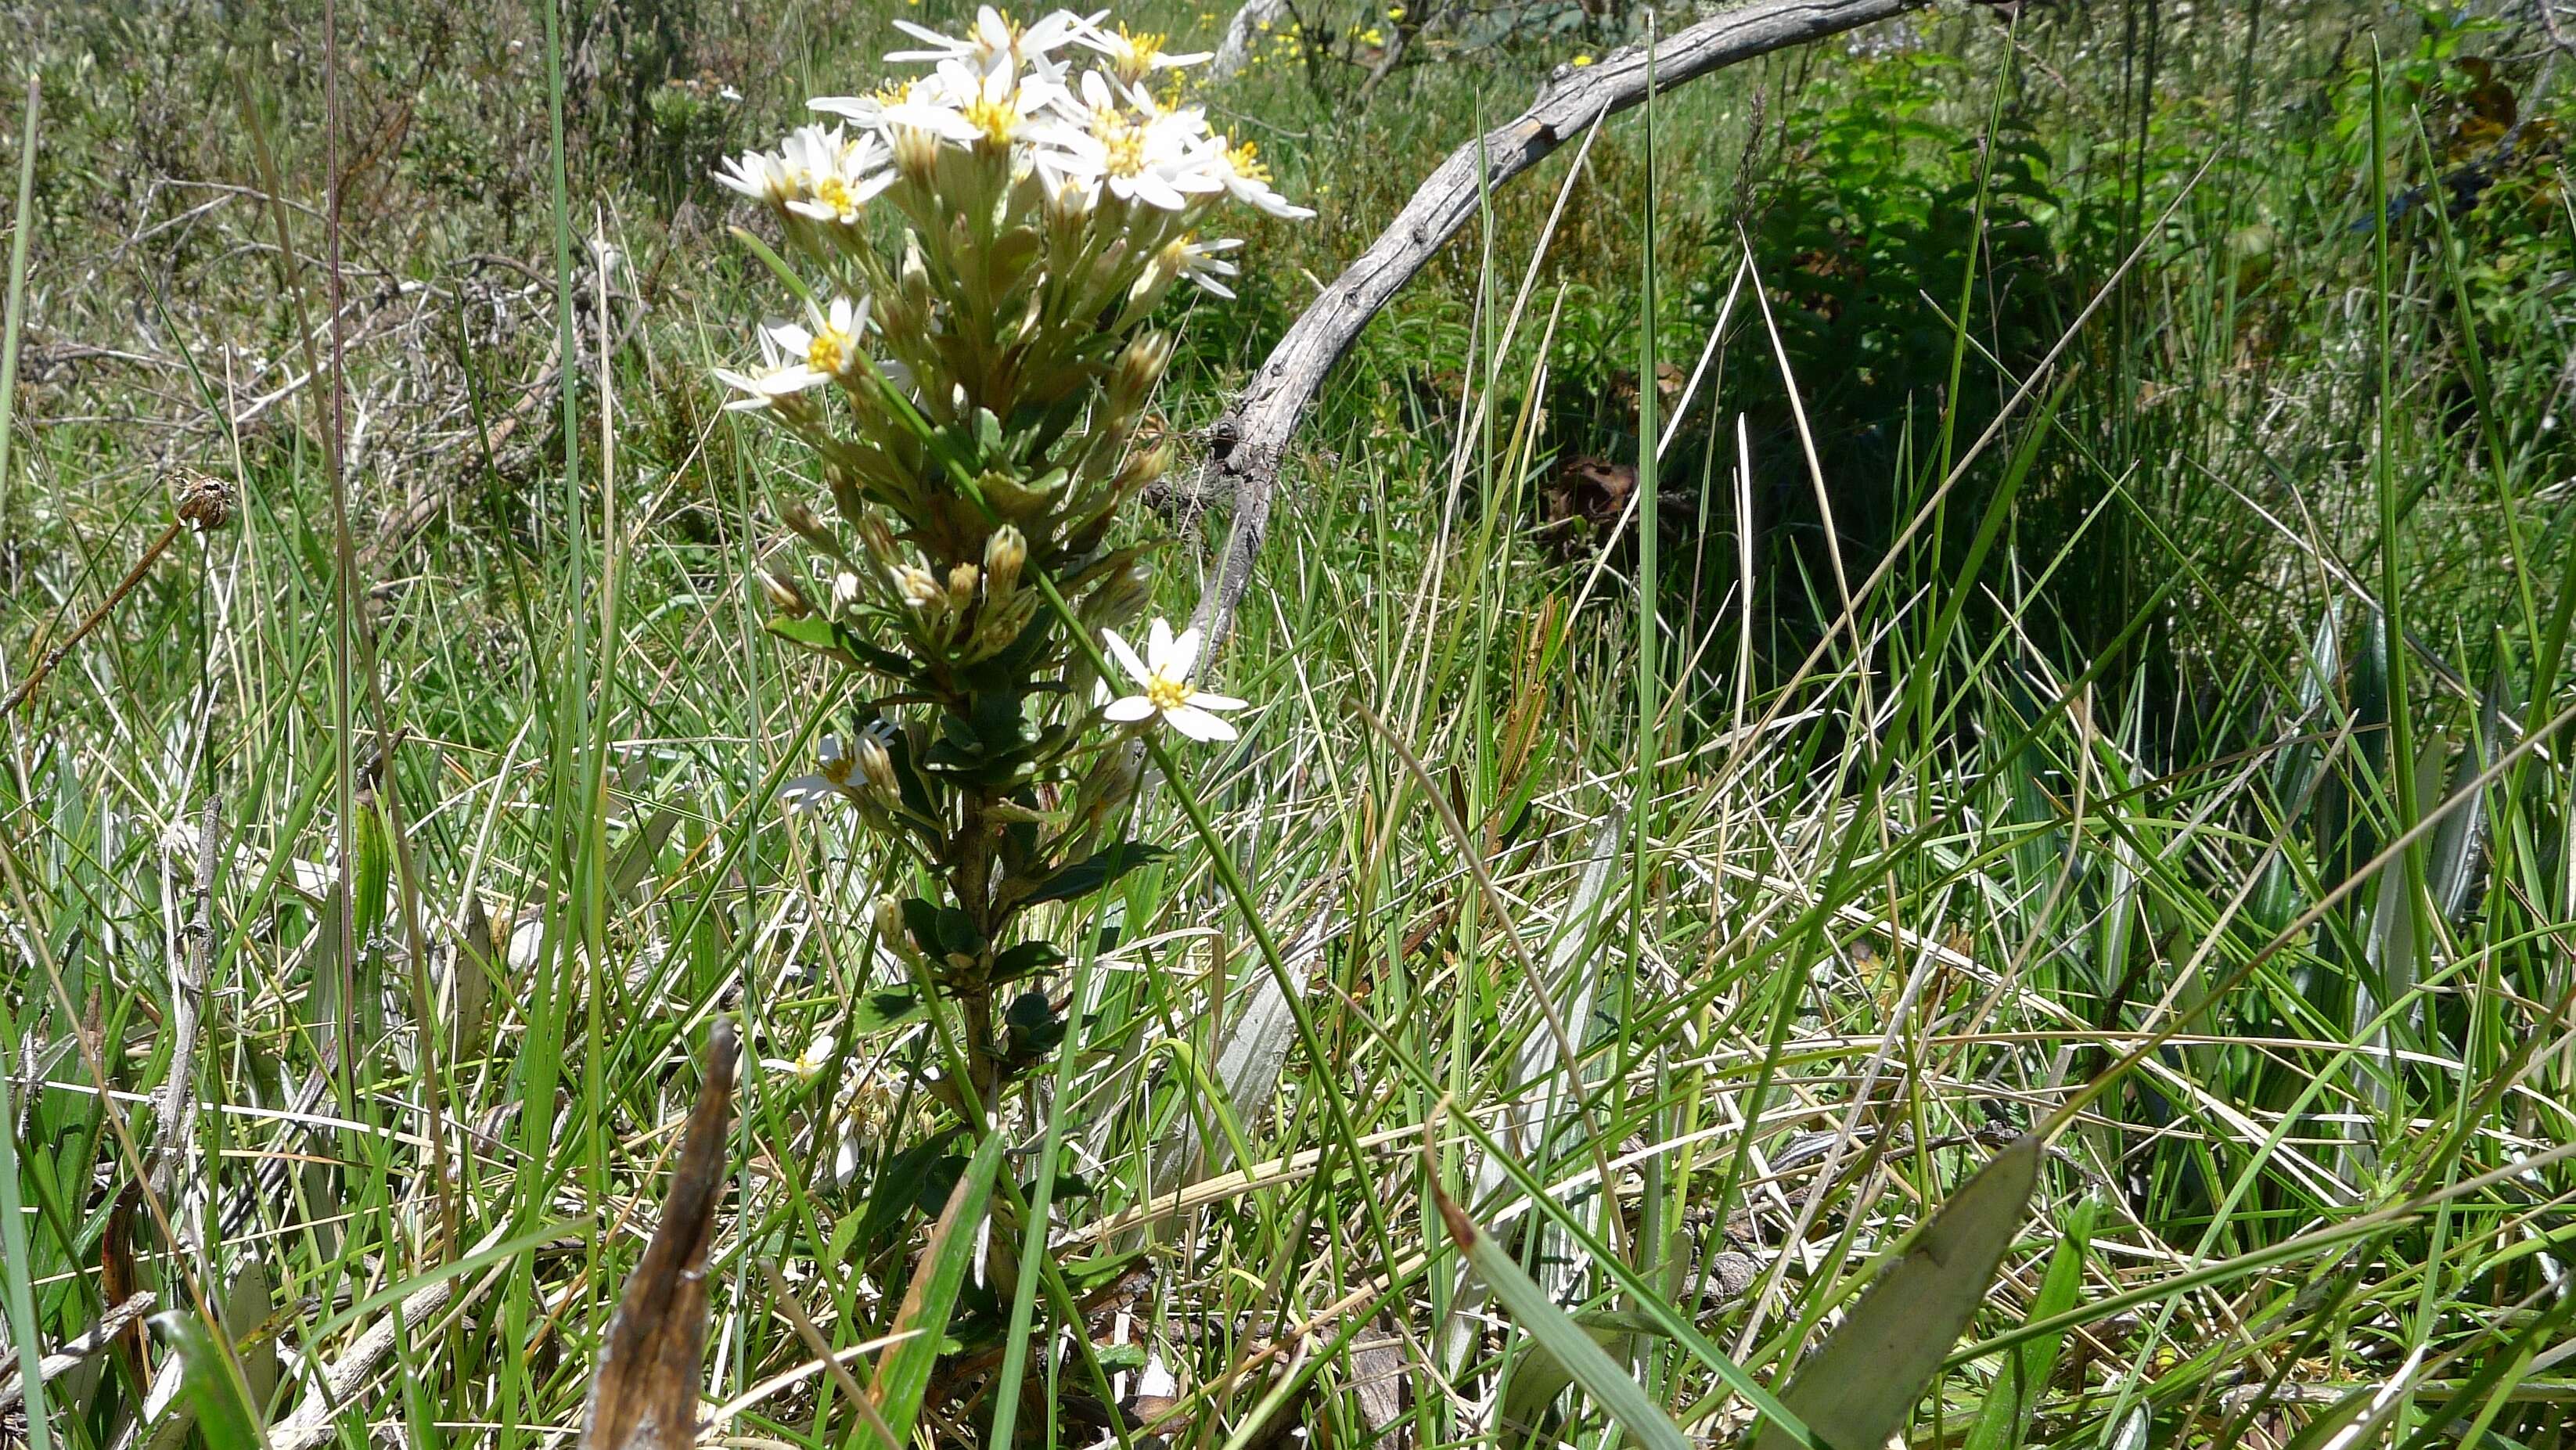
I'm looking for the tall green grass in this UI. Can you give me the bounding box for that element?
[0,1,2569,1448]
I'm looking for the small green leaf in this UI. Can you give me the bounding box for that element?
[1757,1135,2043,1450]
[854,1133,960,1256]
[990,940,1067,984]
[898,897,943,959]
[1020,843,1169,907]
[850,988,924,1036]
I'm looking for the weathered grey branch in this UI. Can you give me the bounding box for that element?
[1187,0,1932,654]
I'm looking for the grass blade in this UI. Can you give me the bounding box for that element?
[872,1126,1009,1442]
[1427,1147,1721,1450]
[1963,1195,2094,1450]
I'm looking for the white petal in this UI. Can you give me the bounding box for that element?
[1103,694,1156,722]
[1165,625,1203,678]
[1103,628,1151,686]
[1146,617,1176,670]
[1164,705,1238,742]
[1186,690,1247,712]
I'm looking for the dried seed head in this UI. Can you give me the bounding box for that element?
[173,470,236,532]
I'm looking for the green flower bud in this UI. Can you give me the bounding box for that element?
[757,568,811,618]
[1082,559,1153,629]
[854,732,898,795]
[783,499,843,558]
[1111,331,1174,413]
[856,513,901,570]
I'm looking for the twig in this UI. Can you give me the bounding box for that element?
[0,1293,157,1416]
[2,473,234,718]
[1185,0,1932,656]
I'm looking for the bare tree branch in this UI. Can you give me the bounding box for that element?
[1187,0,1932,655]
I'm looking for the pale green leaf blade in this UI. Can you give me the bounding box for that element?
[872,1127,1009,1441]
[1758,1135,2043,1450]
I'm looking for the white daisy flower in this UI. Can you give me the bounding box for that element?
[811,77,921,128]
[715,328,826,411]
[889,6,1096,79]
[1077,23,1213,85]
[1208,136,1315,219]
[1170,234,1243,297]
[721,295,870,409]
[785,130,897,225]
[883,58,1063,151]
[1038,72,1222,210]
[762,1031,838,1082]
[714,143,798,205]
[781,734,862,809]
[1101,618,1246,742]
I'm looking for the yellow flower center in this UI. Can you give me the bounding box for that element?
[1145,672,1193,712]
[1094,116,1147,178]
[1113,27,1166,83]
[808,328,850,376]
[962,92,1021,146]
[1227,139,1269,182]
[814,175,854,218]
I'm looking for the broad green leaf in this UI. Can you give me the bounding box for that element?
[149,1311,269,1450]
[872,1128,1008,1441]
[1757,1135,2042,1450]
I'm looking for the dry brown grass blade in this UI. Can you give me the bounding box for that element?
[580,1020,739,1450]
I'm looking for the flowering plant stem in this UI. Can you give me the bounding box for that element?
[718,5,1311,1428]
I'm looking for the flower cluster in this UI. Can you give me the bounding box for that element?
[725,8,1306,1103]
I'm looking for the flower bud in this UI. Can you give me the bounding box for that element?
[1076,742,1144,827]
[967,591,1040,658]
[1112,331,1174,412]
[1114,439,1172,496]
[826,464,869,524]
[832,570,865,617]
[1083,559,1153,629]
[855,513,901,570]
[758,568,811,617]
[874,894,909,952]
[901,232,933,314]
[854,732,898,795]
[946,563,981,611]
[892,564,943,610]
[783,499,842,557]
[894,128,941,184]
[984,527,1027,600]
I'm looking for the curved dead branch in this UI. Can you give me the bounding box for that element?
[1187,0,1934,655]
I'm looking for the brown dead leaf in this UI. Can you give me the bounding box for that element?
[580,1020,739,1450]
